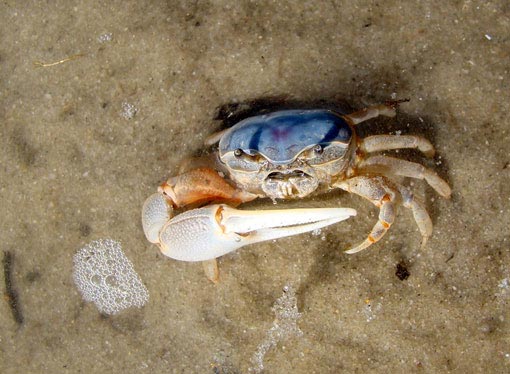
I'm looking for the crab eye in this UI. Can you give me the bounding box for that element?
[234,148,244,157]
[313,144,323,154]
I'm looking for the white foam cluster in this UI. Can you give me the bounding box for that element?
[73,239,149,315]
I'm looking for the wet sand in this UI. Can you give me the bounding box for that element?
[1,1,509,373]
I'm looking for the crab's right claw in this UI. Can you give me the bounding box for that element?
[141,193,356,262]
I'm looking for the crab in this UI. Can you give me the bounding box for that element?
[142,101,451,282]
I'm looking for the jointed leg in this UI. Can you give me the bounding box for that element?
[360,135,435,157]
[397,185,432,248]
[159,168,258,208]
[334,176,397,253]
[359,155,451,198]
[342,100,408,125]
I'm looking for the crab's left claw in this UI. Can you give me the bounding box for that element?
[142,193,356,262]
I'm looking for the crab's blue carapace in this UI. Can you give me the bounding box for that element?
[219,110,352,164]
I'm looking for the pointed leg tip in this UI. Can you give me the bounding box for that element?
[420,237,430,250]
[202,259,220,283]
[385,98,410,108]
[344,245,368,254]
[208,276,220,284]
[424,150,436,158]
[344,239,374,254]
[344,248,360,254]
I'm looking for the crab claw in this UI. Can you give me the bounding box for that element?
[142,193,356,262]
[142,193,174,244]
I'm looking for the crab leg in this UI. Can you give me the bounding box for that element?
[397,184,433,248]
[359,135,435,157]
[359,155,452,198]
[334,176,397,254]
[342,102,396,125]
[154,203,356,262]
[158,167,258,208]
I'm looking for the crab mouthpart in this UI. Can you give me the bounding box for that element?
[267,170,309,180]
[262,170,319,199]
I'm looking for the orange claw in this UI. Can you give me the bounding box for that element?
[158,168,257,208]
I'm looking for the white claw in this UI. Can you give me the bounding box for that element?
[141,193,173,243]
[148,203,356,262]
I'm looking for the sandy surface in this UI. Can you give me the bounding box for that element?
[1,1,509,373]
